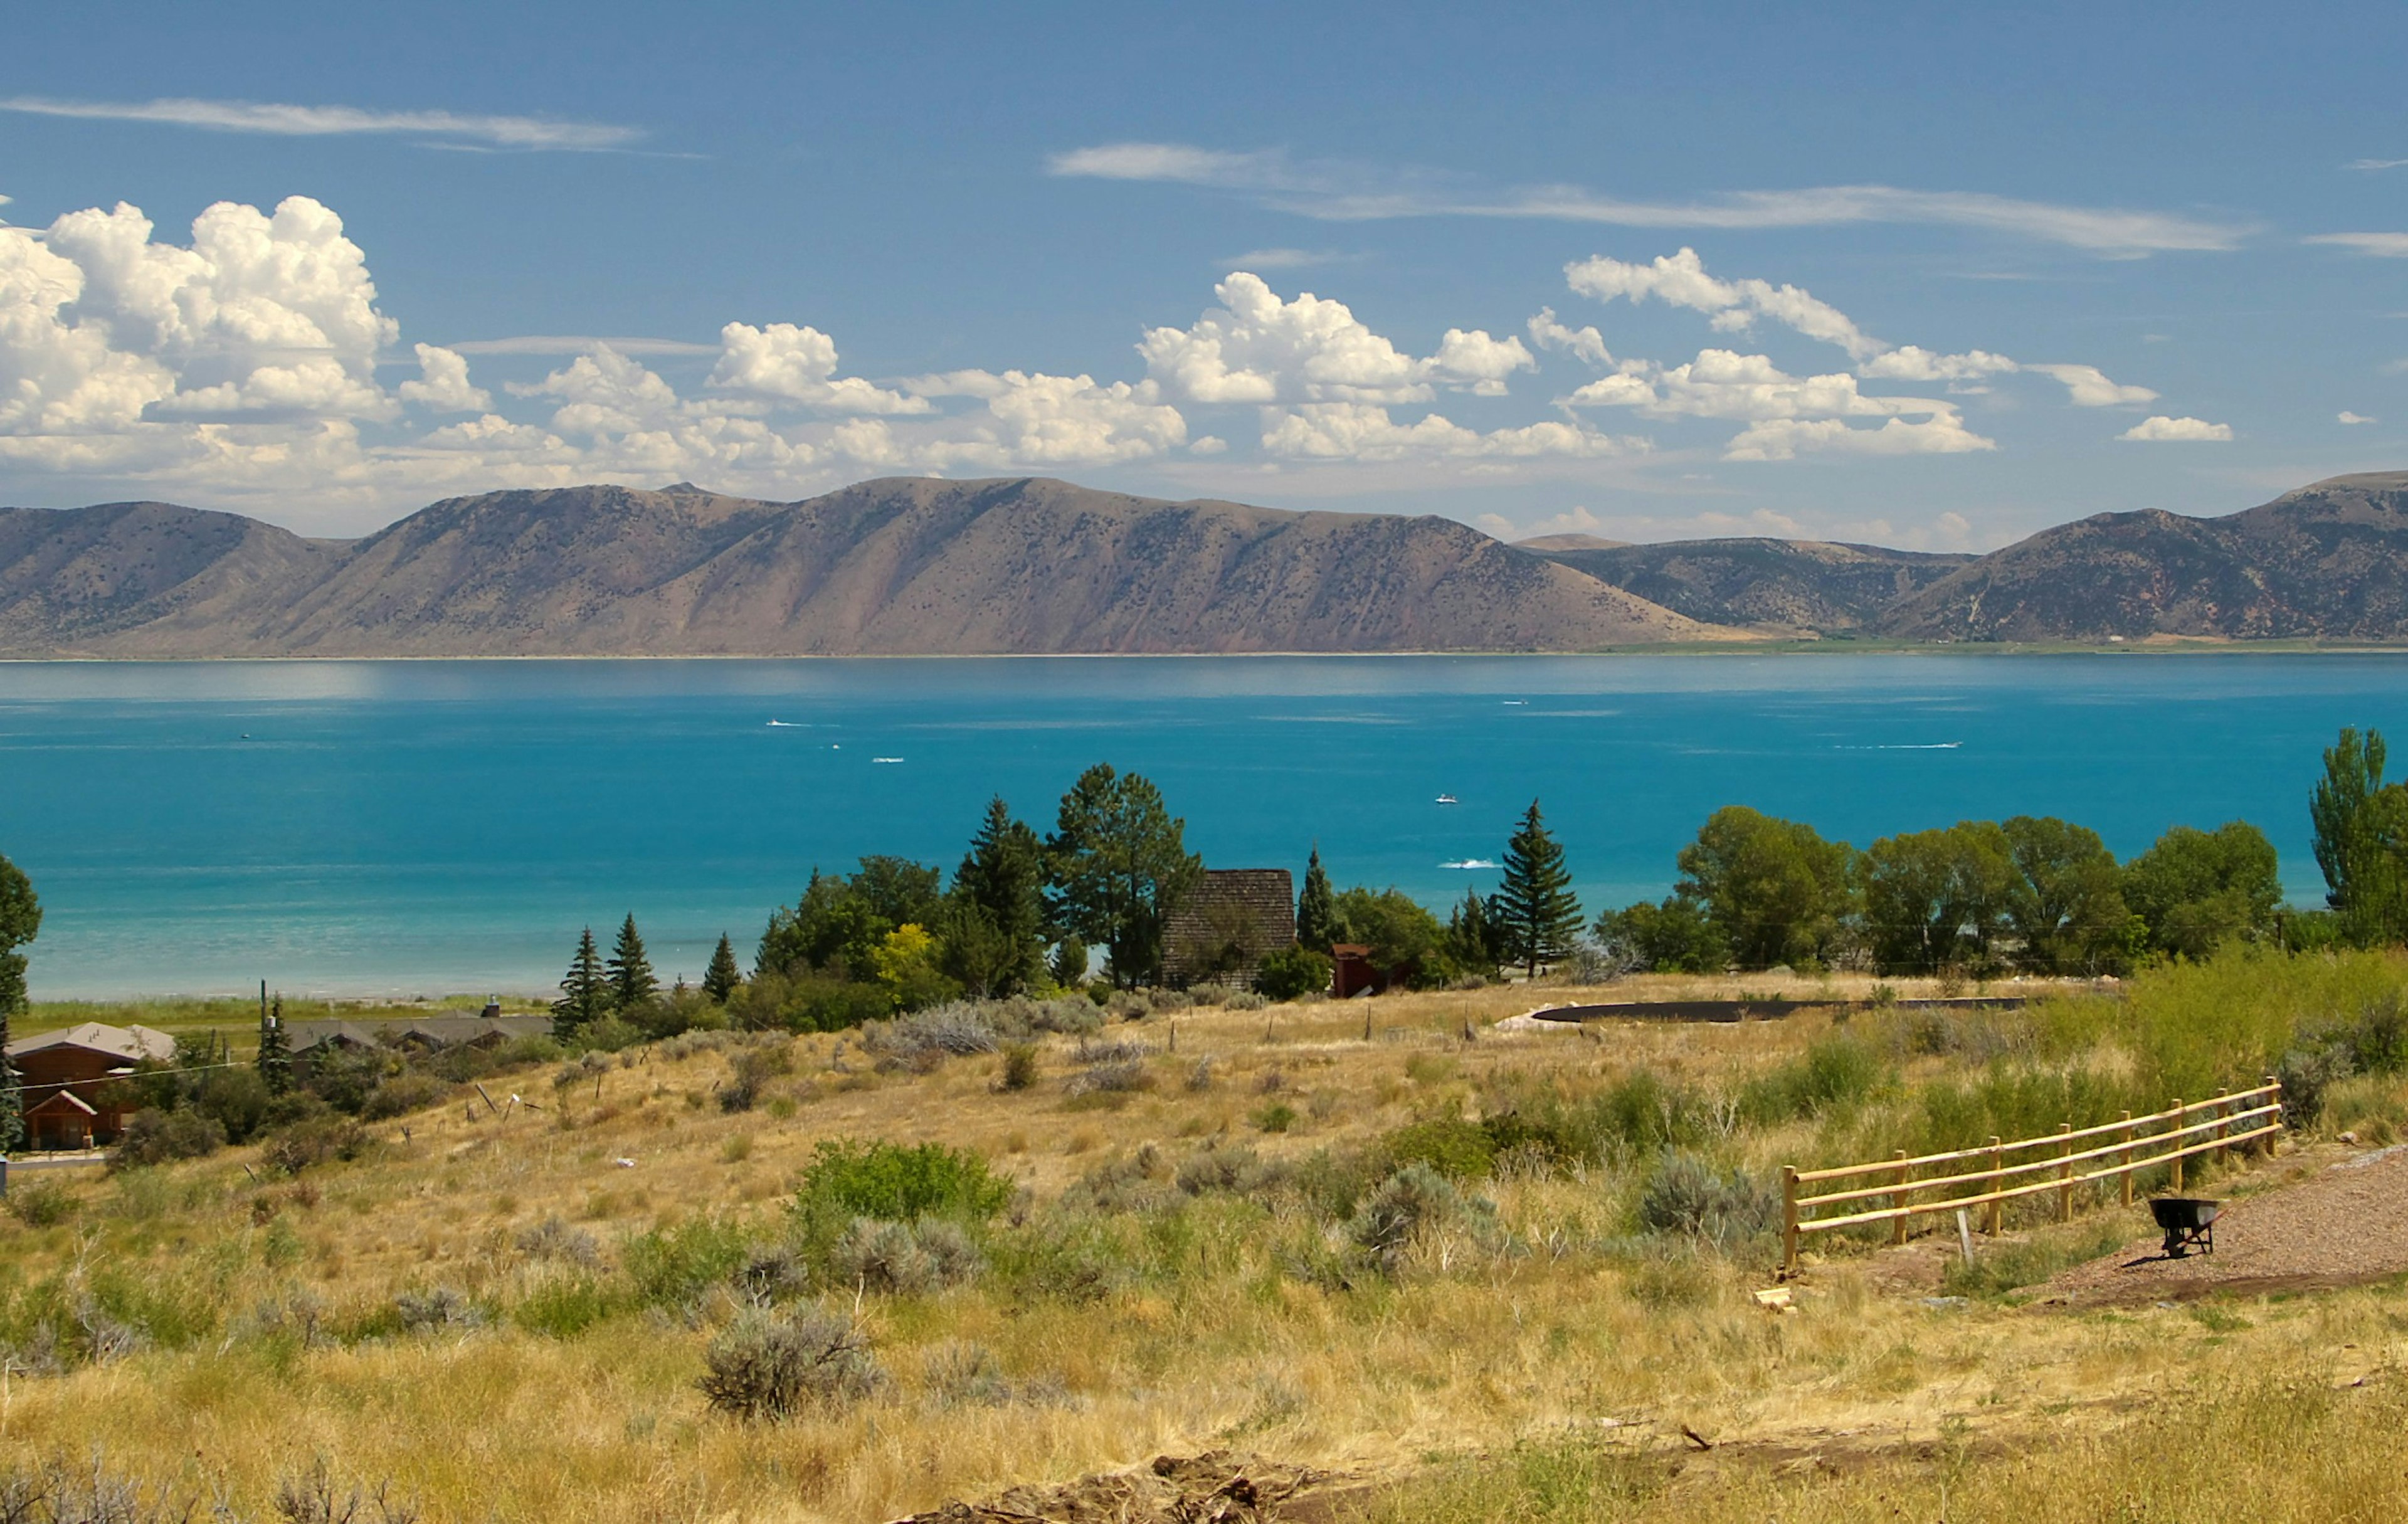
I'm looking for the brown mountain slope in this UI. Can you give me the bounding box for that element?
[0,477,1720,656]
[1877,472,2408,641]
[0,502,339,650]
[1526,537,1975,633]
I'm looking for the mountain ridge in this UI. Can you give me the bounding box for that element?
[0,477,1715,657]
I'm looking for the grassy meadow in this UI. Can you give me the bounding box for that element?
[3,955,2406,1521]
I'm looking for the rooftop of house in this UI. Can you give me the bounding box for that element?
[4,1022,177,1064]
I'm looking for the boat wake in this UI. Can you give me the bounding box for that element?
[1441,858,1499,870]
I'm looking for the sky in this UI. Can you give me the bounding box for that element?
[4,3,2407,548]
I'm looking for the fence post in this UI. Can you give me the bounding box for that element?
[1985,1135,2003,1236]
[1891,1150,1910,1246]
[2266,1073,2283,1152]
[2170,1099,2185,1194]
[2057,1122,2074,1223]
[1782,1165,1800,1277]
[2217,1090,2232,1167]
[2120,1110,2135,1207]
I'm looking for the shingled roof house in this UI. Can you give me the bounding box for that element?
[6,1022,176,1150]
[1163,868,1296,988]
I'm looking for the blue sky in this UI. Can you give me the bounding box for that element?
[3,1,2406,545]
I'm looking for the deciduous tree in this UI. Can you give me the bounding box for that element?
[2123,822,2283,960]
[0,851,37,1151]
[1674,806,1857,970]
[2000,815,2134,973]
[1862,821,2016,975]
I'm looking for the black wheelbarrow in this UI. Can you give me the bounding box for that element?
[2150,1197,2221,1257]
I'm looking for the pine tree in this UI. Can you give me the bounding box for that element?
[554,927,610,1036]
[1445,884,1502,976]
[607,914,658,1012]
[256,992,293,1096]
[0,852,40,1153]
[1492,800,1583,978]
[1296,846,1337,953]
[946,796,1048,996]
[702,933,742,1003]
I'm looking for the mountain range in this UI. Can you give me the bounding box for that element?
[2,470,2404,656]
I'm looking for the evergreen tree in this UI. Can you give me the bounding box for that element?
[1296,847,1337,953]
[256,992,293,1096]
[1444,884,1504,976]
[607,914,658,1012]
[0,852,34,1146]
[1045,763,1202,988]
[554,926,610,1037]
[0,851,36,1153]
[943,796,1048,997]
[702,934,742,1003]
[1491,800,1583,977]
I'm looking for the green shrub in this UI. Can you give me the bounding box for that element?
[1252,1102,1298,1134]
[110,1109,224,1170]
[1253,945,1333,1002]
[998,1042,1039,1091]
[1382,1116,1496,1179]
[793,1139,1010,1227]
[4,1180,73,1227]
[514,1278,617,1338]
[623,1217,752,1308]
[1740,1032,1890,1123]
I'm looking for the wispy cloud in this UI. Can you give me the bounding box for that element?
[1049,142,2251,257]
[2348,157,2408,171]
[0,95,642,151]
[2306,232,2408,257]
[446,336,717,356]
[1218,247,1358,270]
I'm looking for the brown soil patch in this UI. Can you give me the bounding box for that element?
[2038,1145,2408,1306]
[887,1451,1362,1524]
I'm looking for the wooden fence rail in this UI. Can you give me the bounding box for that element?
[1780,1077,2281,1276]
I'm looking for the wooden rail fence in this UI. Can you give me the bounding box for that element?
[1780,1078,2283,1276]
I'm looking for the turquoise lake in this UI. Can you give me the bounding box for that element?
[3,654,2406,1000]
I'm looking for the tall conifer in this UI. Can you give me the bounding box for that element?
[607,914,658,1012]
[1296,847,1337,953]
[1492,800,1583,977]
[554,927,610,1036]
[702,934,742,1003]
[0,852,40,1152]
[256,993,293,1095]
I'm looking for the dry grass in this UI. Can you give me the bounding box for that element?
[1,971,2401,1522]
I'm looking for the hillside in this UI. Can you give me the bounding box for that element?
[1526,536,1975,633]
[1879,471,2408,641]
[0,478,1714,656]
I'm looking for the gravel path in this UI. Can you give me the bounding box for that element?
[2042,1145,2408,1305]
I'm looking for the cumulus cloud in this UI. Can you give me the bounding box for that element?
[1526,307,1611,367]
[2020,363,2159,407]
[1138,272,1531,405]
[1568,248,1882,359]
[1724,415,1997,461]
[707,322,928,414]
[397,344,489,413]
[447,335,717,356]
[0,95,641,151]
[902,370,1187,466]
[2341,411,2377,425]
[1259,403,1630,462]
[2118,415,2232,442]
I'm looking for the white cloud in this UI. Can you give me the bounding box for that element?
[1260,403,1630,462]
[2021,363,2159,407]
[1566,248,1883,359]
[2340,411,2377,425]
[902,370,1187,466]
[1050,142,2248,255]
[707,322,928,414]
[2118,415,2232,442]
[2306,232,2408,257]
[1857,345,2019,383]
[1477,503,1606,540]
[1570,348,1970,426]
[1218,248,1351,270]
[1526,307,1611,367]
[1724,415,1999,461]
[1138,272,1533,406]
[0,95,642,151]
[396,344,489,413]
[447,335,717,356]
[2349,158,2408,171]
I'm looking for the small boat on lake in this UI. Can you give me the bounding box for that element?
[1435,793,1459,805]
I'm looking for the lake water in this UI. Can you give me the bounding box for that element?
[3,654,2405,1000]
